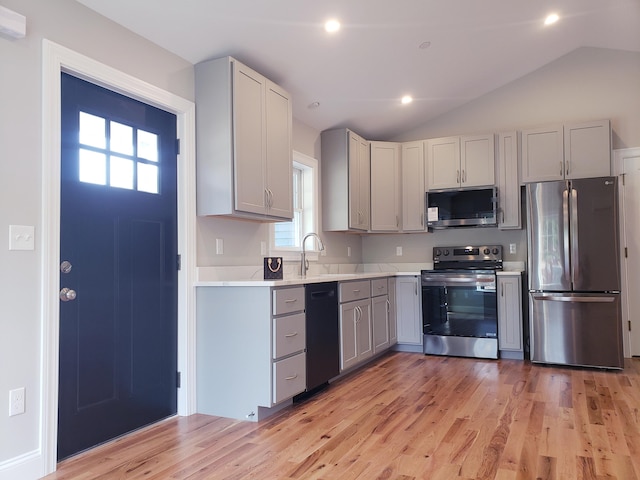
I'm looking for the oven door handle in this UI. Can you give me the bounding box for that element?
[422,276,495,284]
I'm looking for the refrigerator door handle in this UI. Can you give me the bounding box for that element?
[571,188,579,285]
[562,189,571,283]
[532,293,615,303]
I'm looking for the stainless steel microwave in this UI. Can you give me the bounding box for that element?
[426,187,498,229]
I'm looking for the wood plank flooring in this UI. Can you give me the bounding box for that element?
[43,352,640,479]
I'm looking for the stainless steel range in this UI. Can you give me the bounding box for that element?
[421,245,503,359]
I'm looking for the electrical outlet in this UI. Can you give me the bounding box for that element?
[9,388,25,416]
[347,246,351,257]
[509,243,516,254]
[215,238,223,255]
[396,246,403,256]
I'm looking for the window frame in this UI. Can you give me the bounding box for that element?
[269,150,319,262]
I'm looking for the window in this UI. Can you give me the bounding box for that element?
[271,151,319,260]
[78,111,160,194]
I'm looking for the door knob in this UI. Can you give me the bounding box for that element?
[59,288,77,302]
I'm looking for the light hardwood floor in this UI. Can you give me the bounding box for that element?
[43,352,640,479]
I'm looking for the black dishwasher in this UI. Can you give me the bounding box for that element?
[298,282,339,397]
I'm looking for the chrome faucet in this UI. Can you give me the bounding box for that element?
[300,232,325,277]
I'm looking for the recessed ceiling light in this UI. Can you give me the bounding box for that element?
[308,101,320,109]
[325,19,341,33]
[401,95,413,105]
[419,41,431,49]
[544,13,559,26]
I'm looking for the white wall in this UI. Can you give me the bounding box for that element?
[0,0,193,477]
[395,47,640,148]
[362,46,640,265]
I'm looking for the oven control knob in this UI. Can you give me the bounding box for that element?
[492,247,499,255]
[443,249,450,256]
[435,249,441,257]
[484,248,490,255]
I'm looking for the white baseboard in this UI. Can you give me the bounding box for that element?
[0,449,43,480]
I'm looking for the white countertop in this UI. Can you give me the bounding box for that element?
[195,262,525,287]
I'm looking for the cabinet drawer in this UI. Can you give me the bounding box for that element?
[273,287,305,316]
[371,278,388,297]
[273,352,306,404]
[273,313,306,359]
[339,280,371,303]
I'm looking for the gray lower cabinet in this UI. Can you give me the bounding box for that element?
[497,273,524,358]
[371,278,390,353]
[196,285,306,421]
[396,276,423,346]
[339,280,373,371]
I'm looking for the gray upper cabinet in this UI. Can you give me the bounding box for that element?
[497,131,521,229]
[195,56,293,220]
[426,135,495,190]
[322,128,371,231]
[370,141,401,232]
[521,120,611,183]
[401,141,426,232]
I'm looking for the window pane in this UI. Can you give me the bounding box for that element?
[110,156,134,190]
[274,221,295,247]
[110,121,133,155]
[79,112,106,149]
[79,149,106,185]
[274,211,301,248]
[137,163,159,194]
[138,130,158,162]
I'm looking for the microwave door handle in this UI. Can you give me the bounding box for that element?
[562,188,571,284]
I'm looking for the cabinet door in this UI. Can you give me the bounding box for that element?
[233,62,267,215]
[426,137,460,190]
[370,142,400,231]
[372,294,390,353]
[564,120,611,179]
[357,136,371,230]
[396,276,423,345]
[521,125,564,183]
[401,141,425,231]
[265,80,293,219]
[340,302,359,371]
[356,300,373,362]
[348,132,370,230]
[461,134,495,187]
[497,275,523,351]
[497,131,521,229]
[388,277,397,346]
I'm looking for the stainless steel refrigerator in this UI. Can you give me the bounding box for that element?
[527,176,623,369]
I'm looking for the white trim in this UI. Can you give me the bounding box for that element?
[613,147,640,359]
[270,151,320,262]
[40,40,196,476]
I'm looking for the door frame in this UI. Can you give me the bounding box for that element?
[41,40,197,474]
[613,147,640,358]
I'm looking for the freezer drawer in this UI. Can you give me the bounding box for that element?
[529,292,623,369]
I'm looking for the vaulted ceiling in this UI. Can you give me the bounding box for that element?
[76,0,640,139]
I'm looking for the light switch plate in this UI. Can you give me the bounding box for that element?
[9,225,35,251]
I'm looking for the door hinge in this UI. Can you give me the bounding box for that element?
[176,371,182,388]
[175,138,180,155]
[177,254,182,271]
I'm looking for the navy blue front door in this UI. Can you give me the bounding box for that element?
[58,73,178,460]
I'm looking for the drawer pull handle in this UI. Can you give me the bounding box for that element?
[284,332,298,338]
[352,289,361,293]
[285,374,298,381]
[284,299,297,304]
